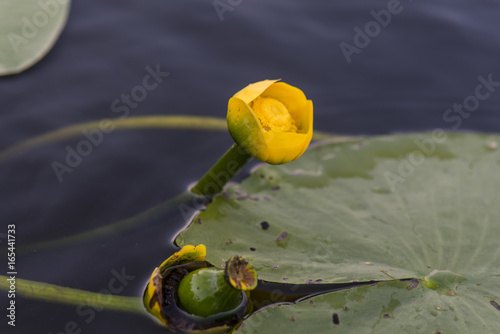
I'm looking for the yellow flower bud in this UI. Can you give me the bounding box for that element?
[227,79,313,164]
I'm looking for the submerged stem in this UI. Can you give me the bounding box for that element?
[0,116,227,163]
[18,192,206,254]
[0,115,335,164]
[0,275,143,314]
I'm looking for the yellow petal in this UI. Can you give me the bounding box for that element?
[143,268,165,324]
[262,100,313,164]
[156,244,206,272]
[143,245,207,324]
[227,96,269,162]
[233,79,280,104]
[299,100,314,152]
[264,131,310,164]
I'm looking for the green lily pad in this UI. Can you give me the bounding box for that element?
[176,133,500,332]
[0,0,71,76]
[235,279,499,333]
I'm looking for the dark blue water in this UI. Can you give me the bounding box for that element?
[1,0,500,333]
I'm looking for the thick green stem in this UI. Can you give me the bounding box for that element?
[0,275,143,314]
[191,144,252,196]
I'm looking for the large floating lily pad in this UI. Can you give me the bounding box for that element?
[235,279,499,333]
[0,0,71,76]
[176,133,500,332]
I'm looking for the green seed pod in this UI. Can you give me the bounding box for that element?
[178,268,243,317]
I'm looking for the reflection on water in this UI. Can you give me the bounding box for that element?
[1,0,499,332]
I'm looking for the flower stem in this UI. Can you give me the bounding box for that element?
[0,275,143,314]
[0,116,228,163]
[191,144,252,196]
[0,114,337,164]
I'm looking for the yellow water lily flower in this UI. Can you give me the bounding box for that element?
[227,79,313,164]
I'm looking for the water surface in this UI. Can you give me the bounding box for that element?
[1,1,500,333]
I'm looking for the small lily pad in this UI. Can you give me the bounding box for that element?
[0,0,71,76]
